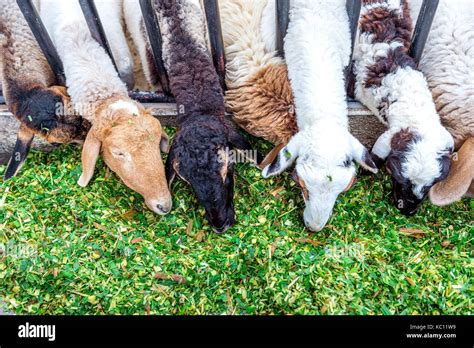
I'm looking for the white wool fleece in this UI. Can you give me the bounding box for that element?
[410,0,474,148]
[39,0,129,120]
[219,0,283,89]
[285,0,351,130]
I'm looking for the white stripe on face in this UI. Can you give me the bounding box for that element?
[110,100,140,115]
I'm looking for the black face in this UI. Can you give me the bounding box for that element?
[166,119,248,234]
[391,179,425,216]
[200,170,235,234]
[387,147,452,217]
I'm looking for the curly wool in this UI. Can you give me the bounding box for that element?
[410,0,474,149]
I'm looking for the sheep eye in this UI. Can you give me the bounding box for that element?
[343,158,352,167]
[112,150,126,159]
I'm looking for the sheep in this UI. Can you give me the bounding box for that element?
[406,0,473,205]
[0,0,90,180]
[124,0,253,233]
[352,0,455,216]
[219,0,297,146]
[258,0,378,232]
[38,0,172,215]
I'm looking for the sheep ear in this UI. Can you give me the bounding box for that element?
[429,138,474,206]
[165,146,177,188]
[349,134,378,174]
[4,125,35,181]
[229,128,252,150]
[262,135,300,178]
[259,143,285,169]
[78,130,101,187]
[160,131,170,154]
[371,131,393,168]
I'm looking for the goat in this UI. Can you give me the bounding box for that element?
[39,0,172,215]
[352,0,455,216]
[0,0,89,180]
[260,0,378,232]
[407,0,473,205]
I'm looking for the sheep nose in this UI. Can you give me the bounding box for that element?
[146,199,172,215]
[156,203,171,214]
[304,218,323,232]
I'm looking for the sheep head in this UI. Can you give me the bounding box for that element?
[429,138,474,206]
[371,127,454,216]
[4,84,89,181]
[166,117,253,233]
[78,98,172,215]
[262,125,378,232]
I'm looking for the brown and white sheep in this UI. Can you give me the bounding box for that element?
[38,0,172,215]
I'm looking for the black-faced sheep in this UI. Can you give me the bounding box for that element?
[125,0,253,233]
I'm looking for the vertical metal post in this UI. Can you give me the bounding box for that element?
[346,0,361,54]
[79,0,119,72]
[408,0,439,66]
[139,0,171,95]
[345,0,362,97]
[16,0,66,85]
[276,0,290,58]
[204,0,227,91]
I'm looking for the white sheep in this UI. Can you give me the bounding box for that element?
[38,0,172,215]
[261,0,378,231]
[352,0,455,215]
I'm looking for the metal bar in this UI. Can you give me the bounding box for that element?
[346,0,361,54]
[128,91,175,103]
[345,0,362,97]
[276,0,290,58]
[79,0,119,72]
[204,0,226,91]
[16,0,66,85]
[139,0,171,95]
[408,0,439,66]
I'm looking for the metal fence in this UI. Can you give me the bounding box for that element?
[0,0,439,113]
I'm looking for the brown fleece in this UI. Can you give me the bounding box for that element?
[360,0,412,48]
[360,0,416,89]
[226,63,297,145]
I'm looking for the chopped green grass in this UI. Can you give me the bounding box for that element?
[0,135,472,315]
